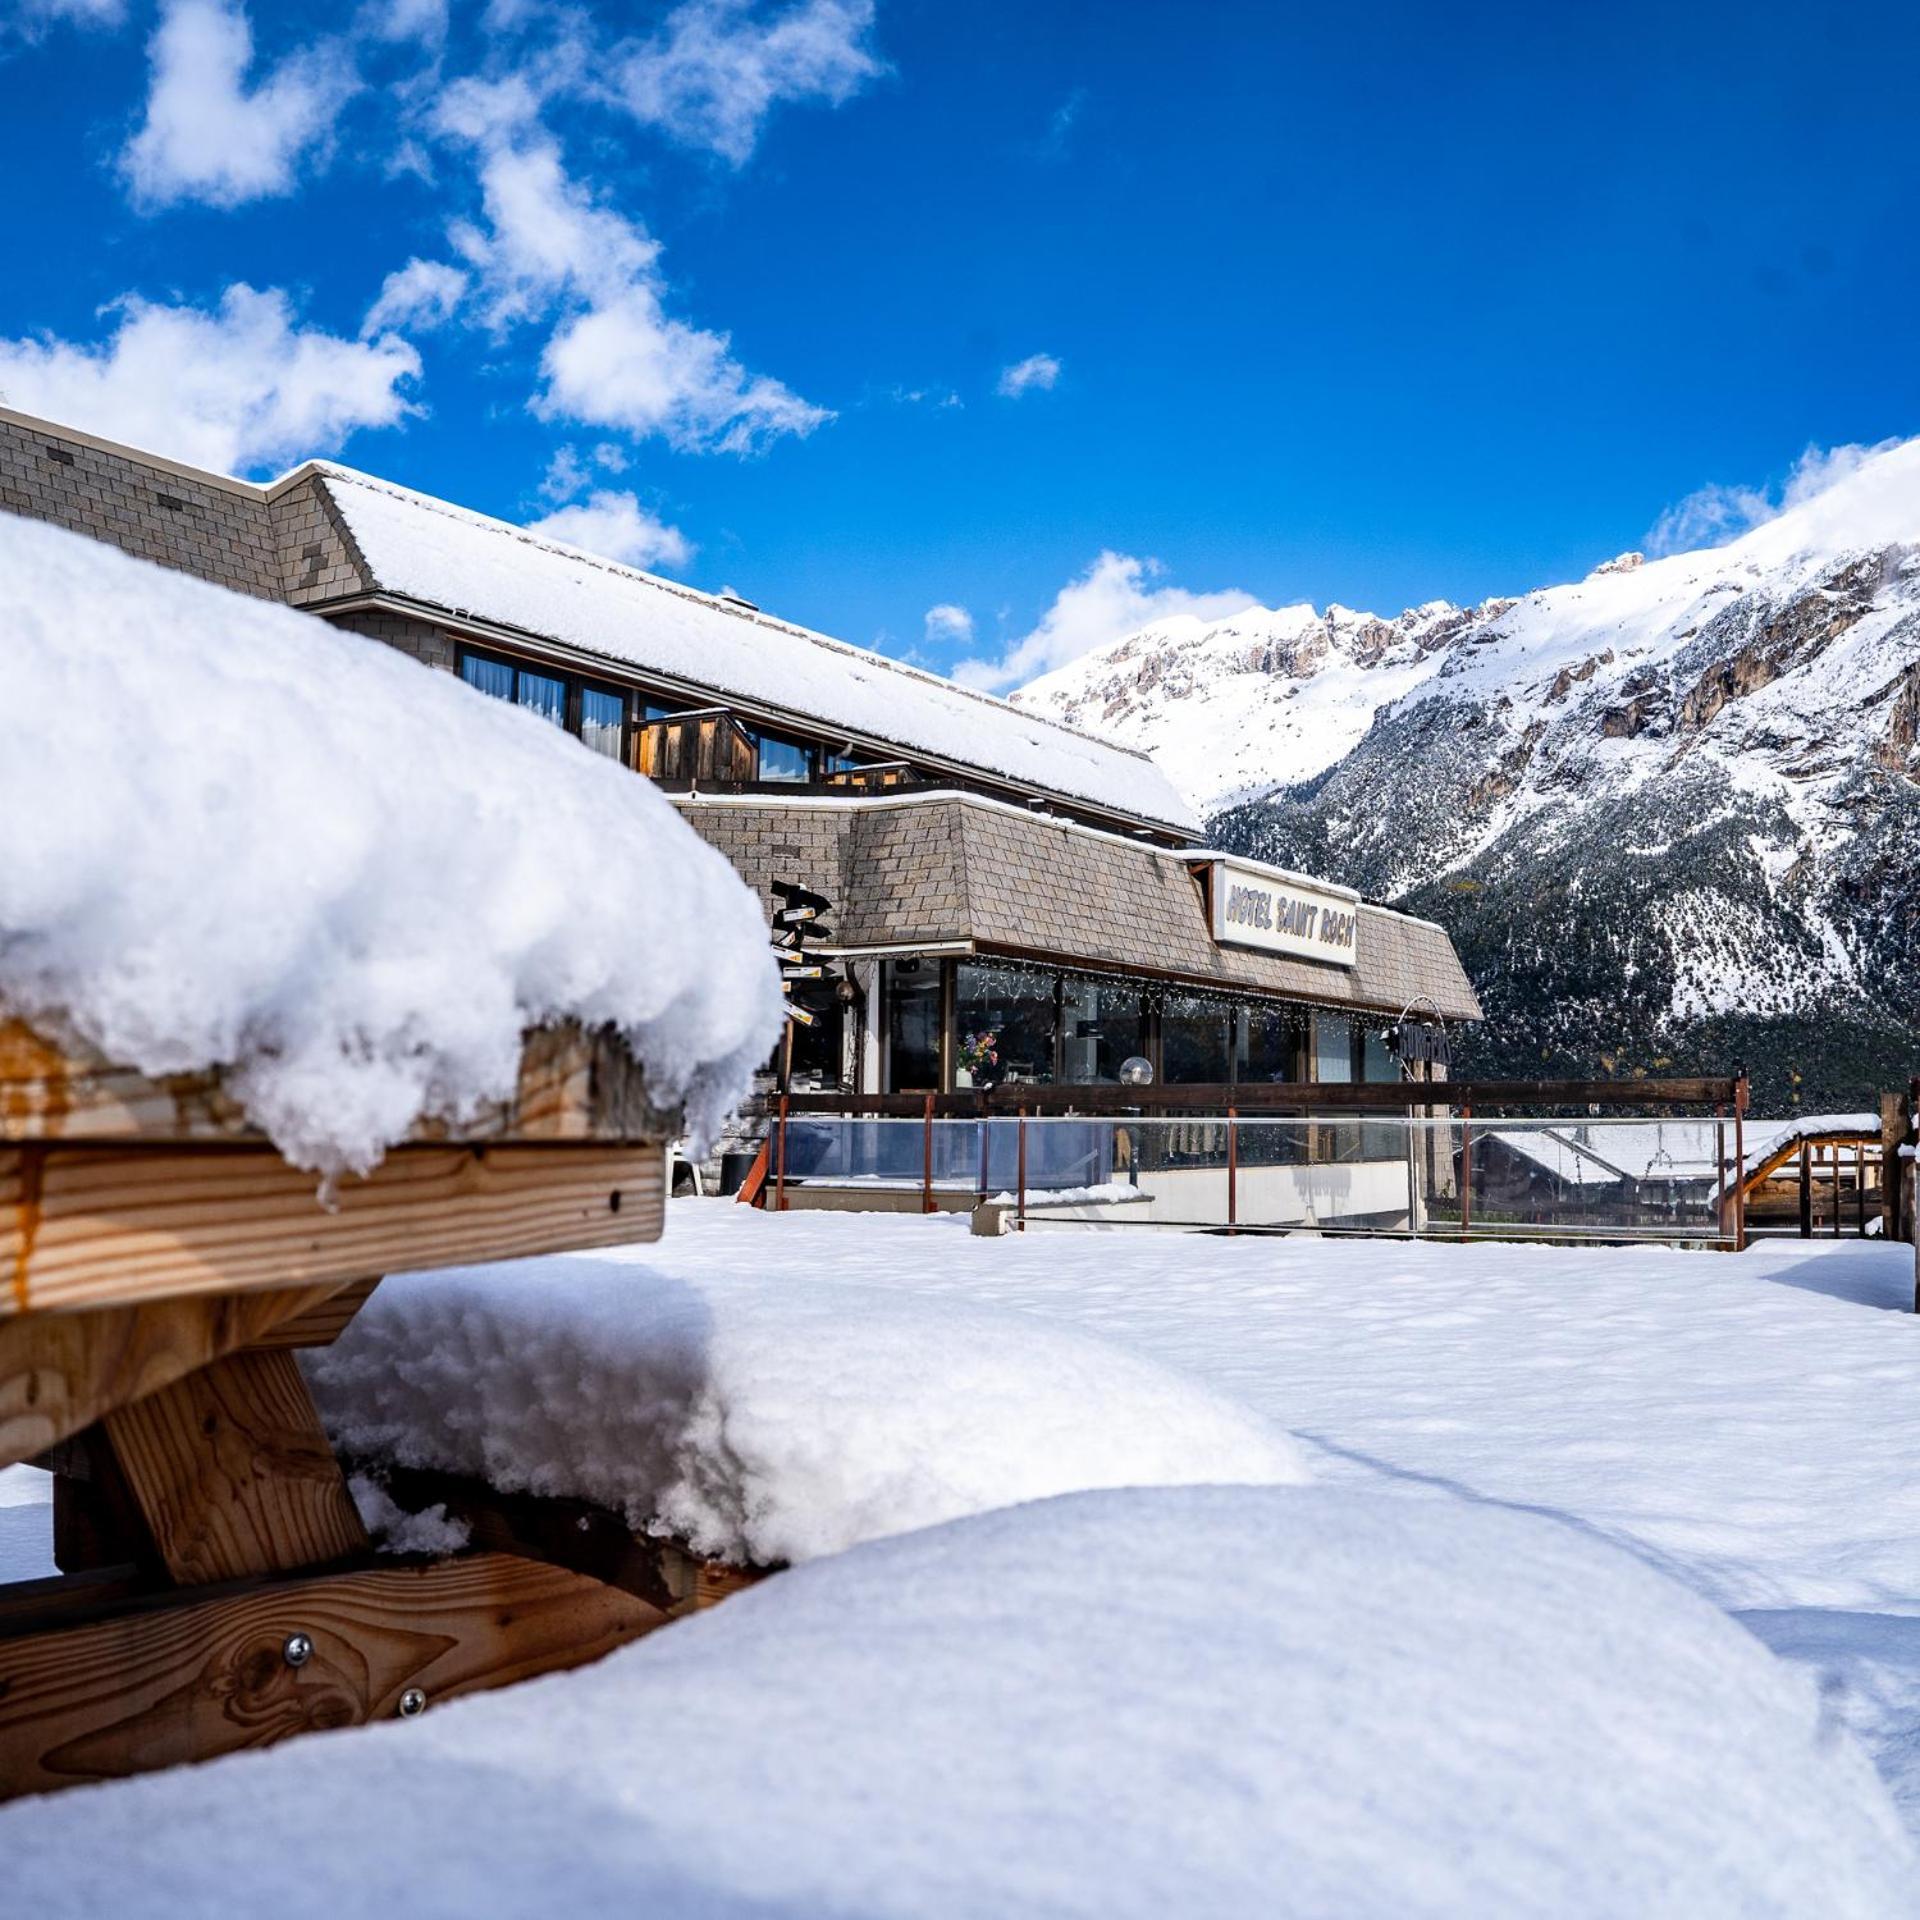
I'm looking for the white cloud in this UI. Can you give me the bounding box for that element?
[540,442,591,499]
[1645,440,1902,556]
[612,0,880,166]
[449,131,830,452]
[525,489,694,571]
[923,602,973,647]
[360,0,445,43]
[954,551,1256,692]
[0,283,420,476]
[539,289,829,451]
[120,0,359,210]
[540,441,632,499]
[5,0,127,33]
[362,257,469,336]
[996,352,1060,399]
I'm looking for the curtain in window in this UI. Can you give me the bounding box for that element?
[460,654,515,701]
[579,686,626,760]
[516,669,566,727]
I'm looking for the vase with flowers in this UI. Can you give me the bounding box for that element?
[957,1027,1001,1089]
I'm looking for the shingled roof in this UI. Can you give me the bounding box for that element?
[685,791,1482,1021]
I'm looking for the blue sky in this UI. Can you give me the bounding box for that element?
[2,0,1917,687]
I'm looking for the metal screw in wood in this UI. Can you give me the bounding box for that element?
[397,1687,428,1718]
[282,1632,314,1668]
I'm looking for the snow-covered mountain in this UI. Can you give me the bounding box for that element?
[1017,443,1920,1107]
[1015,597,1482,813]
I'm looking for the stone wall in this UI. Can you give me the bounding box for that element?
[271,472,373,608]
[328,606,460,673]
[674,799,853,916]
[0,412,281,599]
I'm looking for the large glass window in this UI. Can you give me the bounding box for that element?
[955,961,1057,1088]
[885,961,943,1091]
[1361,1024,1397,1083]
[579,685,627,761]
[461,647,624,758]
[755,732,812,782]
[516,668,566,726]
[1235,1004,1304,1084]
[1162,992,1232,1084]
[1313,1012,1354,1084]
[460,653,515,702]
[1060,977,1148,1084]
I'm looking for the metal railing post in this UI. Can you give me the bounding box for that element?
[1017,1106,1028,1232]
[1716,1106,1729,1245]
[775,1094,790,1213]
[1460,1103,1473,1237]
[1735,1072,1748,1252]
[922,1092,936,1215]
[1226,1105,1238,1232]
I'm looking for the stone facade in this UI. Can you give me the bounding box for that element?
[329,606,460,673]
[272,470,374,608]
[0,410,281,599]
[676,794,1482,1022]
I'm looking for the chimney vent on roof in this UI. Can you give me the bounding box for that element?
[717,588,759,613]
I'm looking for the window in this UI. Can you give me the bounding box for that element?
[1234,1004,1304,1084]
[1060,977,1148,1084]
[1162,992,1232,1084]
[1313,1012,1354,1084]
[460,654,515,702]
[955,962,1058,1088]
[516,668,566,727]
[1361,1025,1398,1083]
[579,685,627,761]
[885,961,943,1092]
[459,647,628,762]
[755,731,812,783]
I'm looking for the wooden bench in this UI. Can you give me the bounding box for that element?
[1,1018,754,1800]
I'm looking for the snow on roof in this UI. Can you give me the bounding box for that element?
[310,1254,1309,1565]
[5,1483,1907,1915]
[0,509,783,1173]
[309,464,1200,833]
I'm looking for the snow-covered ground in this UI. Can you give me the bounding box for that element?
[8,1204,1920,1912]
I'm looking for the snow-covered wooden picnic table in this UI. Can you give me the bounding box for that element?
[0,509,784,1795]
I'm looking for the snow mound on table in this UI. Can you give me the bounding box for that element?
[0,511,782,1170]
[306,1258,1309,1562]
[6,1486,1910,1918]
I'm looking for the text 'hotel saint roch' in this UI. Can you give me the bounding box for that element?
[0,403,1479,1115]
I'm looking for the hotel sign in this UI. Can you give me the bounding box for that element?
[1206,858,1359,968]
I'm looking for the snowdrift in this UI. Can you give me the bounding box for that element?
[306,1257,1311,1563]
[5,1485,1908,1917]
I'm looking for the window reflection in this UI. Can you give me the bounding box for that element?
[756,733,812,782]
